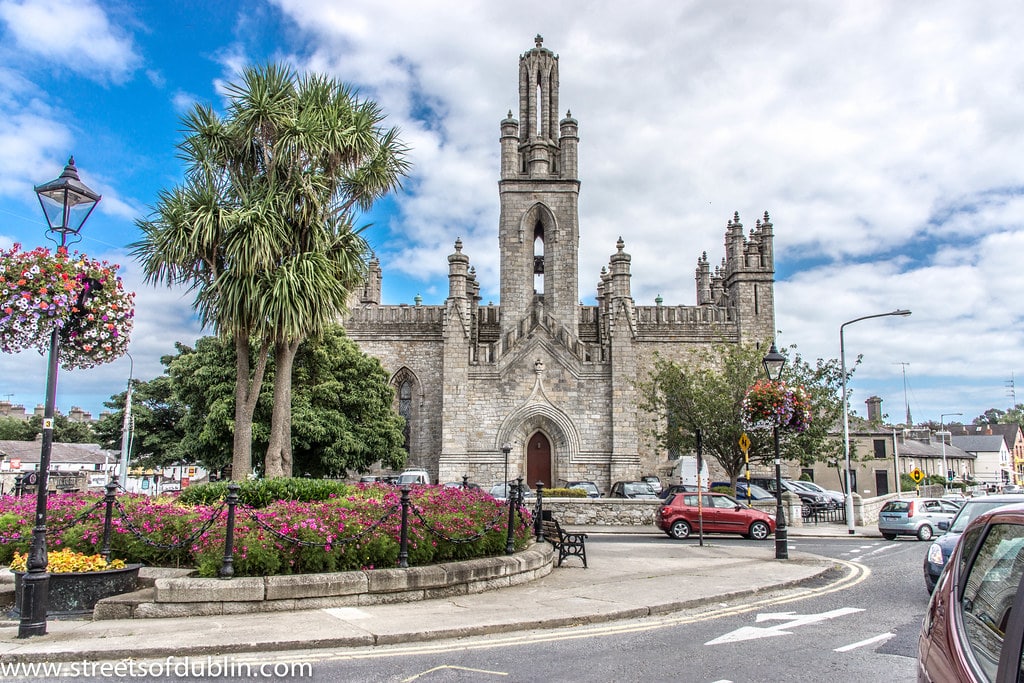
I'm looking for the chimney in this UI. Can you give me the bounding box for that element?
[865,396,883,423]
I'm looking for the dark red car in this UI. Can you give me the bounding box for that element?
[654,492,775,540]
[919,503,1024,681]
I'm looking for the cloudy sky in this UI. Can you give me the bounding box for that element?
[0,0,1021,427]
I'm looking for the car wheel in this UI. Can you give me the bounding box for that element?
[882,533,897,540]
[669,519,691,540]
[747,521,770,540]
[801,505,811,519]
[917,525,934,542]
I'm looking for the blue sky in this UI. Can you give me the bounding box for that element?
[0,0,1022,428]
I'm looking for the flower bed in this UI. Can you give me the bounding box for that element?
[0,483,533,578]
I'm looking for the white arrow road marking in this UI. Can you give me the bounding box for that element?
[705,607,864,645]
[834,632,895,652]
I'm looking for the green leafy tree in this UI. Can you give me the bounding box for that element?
[974,405,1024,425]
[24,414,96,443]
[93,373,188,469]
[132,64,409,480]
[0,416,35,441]
[639,341,851,486]
[290,326,406,477]
[163,329,405,477]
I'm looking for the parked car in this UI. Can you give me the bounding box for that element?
[442,481,482,491]
[787,480,845,509]
[710,481,774,502]
[923,494,1024,593]
[609,481,660,499]
[747,476,829,515]
[918,502,1024,681]
[562,481,601,498]
[488,481,534,501]
[655,492,775,540]
[641,475,663,494]
[878,497,960,541]
[657,483,699,500]
[396,469,431,485]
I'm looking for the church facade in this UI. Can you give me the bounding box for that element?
[344,37,776,490]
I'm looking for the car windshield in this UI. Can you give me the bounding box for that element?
[737,484,772,498]
[570,483,598,494]
[950,500,1024,533]
[625,483,655,495]
[882,501,911,513]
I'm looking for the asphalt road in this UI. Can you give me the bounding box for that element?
[178,535,927,682]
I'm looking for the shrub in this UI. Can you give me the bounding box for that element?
[178,477,356,507]
[543,488,588,498]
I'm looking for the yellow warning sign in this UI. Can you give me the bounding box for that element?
[910,468,924,484]
[739,433,751,454]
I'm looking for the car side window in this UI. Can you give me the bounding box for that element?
[959,523,1024,681]
[923,500,939,512]
[682,495,697,506]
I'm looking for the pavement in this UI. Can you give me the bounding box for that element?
[0,523,880,663]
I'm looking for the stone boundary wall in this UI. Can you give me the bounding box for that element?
[94,544,553,620]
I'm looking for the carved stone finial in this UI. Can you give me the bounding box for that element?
[454,237,463,252]
[764,210,771,222]
[734,211,740,221]
[535,34,543,48]
[616,237,625,252]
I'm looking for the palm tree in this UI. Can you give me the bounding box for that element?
[133,63,409,479]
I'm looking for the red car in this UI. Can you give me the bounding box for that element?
[919,503,1024,682]
[655,492,775,540]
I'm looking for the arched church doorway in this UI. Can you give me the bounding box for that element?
[527,432,552,487]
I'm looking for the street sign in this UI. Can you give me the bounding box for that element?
[739,433,750,453]
[910,468,924,483]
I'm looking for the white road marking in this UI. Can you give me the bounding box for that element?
[706,607,864,645]
[834,632,895,652]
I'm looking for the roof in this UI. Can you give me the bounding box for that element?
[952,423,1022,449]
[896,437,975,460]
[950,435,1007,453]
[0,440,115,466]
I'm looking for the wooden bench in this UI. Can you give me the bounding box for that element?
[541,517,588,568]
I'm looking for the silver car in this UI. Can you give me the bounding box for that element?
[878,497,961,541]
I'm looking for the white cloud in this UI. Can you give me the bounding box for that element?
[0,0,140,82]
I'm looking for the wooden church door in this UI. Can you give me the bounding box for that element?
[527,432,552,487]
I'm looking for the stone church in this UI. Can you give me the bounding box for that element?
[344,36,776,490]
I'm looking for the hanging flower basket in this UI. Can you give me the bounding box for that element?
[0,244,134,369]
[742,379,812,432]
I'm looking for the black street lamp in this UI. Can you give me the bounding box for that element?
[19,158,101,638]
[762,342,788,560]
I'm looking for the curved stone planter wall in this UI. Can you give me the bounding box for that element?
[95,544,553,620]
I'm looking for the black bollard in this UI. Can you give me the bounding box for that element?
[534,481,544,542]
[398,486,410,568]
[14,474,23,497]
[505,480,516,555]
[100,478,118,562]
[461,474,469,490]
[220,483,240,579]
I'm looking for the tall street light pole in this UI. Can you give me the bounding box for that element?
[762,342,788,560]
[939,412,962,491]
[841,309,912,536]
[20,158,101,638]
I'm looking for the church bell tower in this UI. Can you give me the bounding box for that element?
[498,35,581,336]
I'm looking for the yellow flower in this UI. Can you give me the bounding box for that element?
[9,549,127,573]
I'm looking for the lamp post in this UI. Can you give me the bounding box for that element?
[840,309,911,536]
[939,412,962,491]
[19,158,101,638]
[762,342,788,560]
